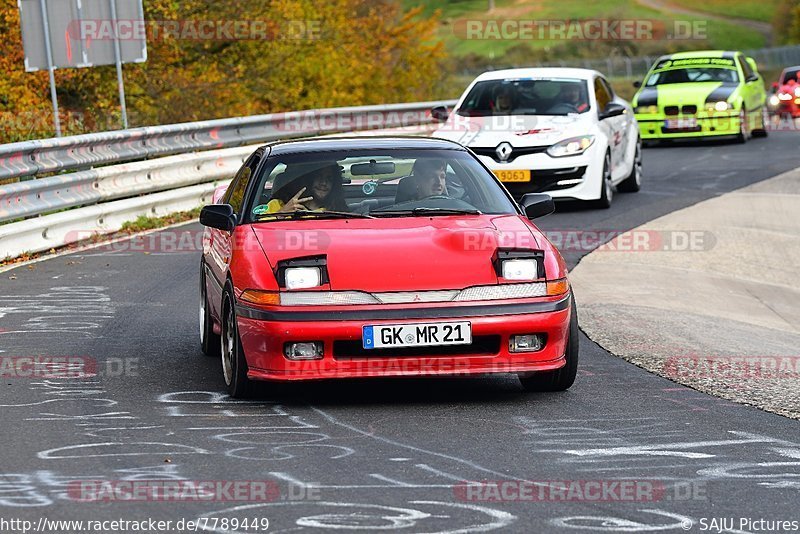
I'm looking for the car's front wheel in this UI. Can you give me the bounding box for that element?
[617,138,642,193]
[221,285,253,398]
[593,153,613,209]
[519,296,579,392]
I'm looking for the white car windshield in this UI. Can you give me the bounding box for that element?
[456,79,591,117]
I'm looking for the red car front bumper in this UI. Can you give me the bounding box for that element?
[236,294,572,381]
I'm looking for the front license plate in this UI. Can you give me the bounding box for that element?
[665,118,697,130]
[363,321,472,349]
[493,169,531,183]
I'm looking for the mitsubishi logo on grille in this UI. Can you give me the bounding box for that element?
[495,142,513,162]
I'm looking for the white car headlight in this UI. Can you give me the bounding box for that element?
[546,135,595,158]
[501,259,539,281]
[285,267,321,290]
[795,87,800,97]
[769,95,780,107]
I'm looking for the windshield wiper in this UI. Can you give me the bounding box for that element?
[258,210,375,220]
[372,207,482,217]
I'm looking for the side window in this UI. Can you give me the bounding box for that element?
[594,78,612,110]
[739,57,755,81]
[224,153,261,216]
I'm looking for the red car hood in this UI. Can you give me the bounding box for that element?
[251,215,542,292]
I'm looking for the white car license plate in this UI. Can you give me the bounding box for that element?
[362,321,472,349]
[665,118,697,130]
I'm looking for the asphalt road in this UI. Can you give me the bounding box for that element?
[1,132,799,534]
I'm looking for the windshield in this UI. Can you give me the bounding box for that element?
[456,78,591,116]
[645,58,740,86]
[782,69,800,84]
[244,149,519,222]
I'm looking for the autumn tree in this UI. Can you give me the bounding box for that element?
[0,0,446,142]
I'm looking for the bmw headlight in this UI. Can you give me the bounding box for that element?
[635,105,658,114]
[285,267,321,290]
[707,101,732,112]
[546,135,595,158]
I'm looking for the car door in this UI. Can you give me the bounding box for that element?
[595,76,625,176]
[739,55,765,116]
[207,150,262,293]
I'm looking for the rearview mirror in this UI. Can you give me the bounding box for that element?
[350,161,396,175]
[200,204,236,232]
[430,105,450,122]
[519,193,555,220]
[599,102,626,120]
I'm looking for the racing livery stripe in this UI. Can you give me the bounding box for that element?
[634,86,658,107]
[704,83,739,104]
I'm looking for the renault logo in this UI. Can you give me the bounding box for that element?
[495,142,513,162]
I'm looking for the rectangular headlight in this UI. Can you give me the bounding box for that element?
[502,259,538,281]
[285,267,321,290]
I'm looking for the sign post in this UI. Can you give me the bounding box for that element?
[18,0,147,133]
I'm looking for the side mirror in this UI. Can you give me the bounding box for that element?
[771,81,779,92]
[632,80,642,88]
[599,102,627,120]
[430,105,450,122]
[200,204,236,232]
[519,193,555,219]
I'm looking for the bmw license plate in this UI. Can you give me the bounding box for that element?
[665,118,697,130]
[362,321,472,349]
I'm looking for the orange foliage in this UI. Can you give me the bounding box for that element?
[0,0,445,142]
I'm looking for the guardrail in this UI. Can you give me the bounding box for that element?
[0,100,456,224]
[0,100,457,182]
[0,99,453,260]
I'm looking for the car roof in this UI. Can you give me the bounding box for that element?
[657,50,740,61]
[471,67,601,82]
[263,136,466,156]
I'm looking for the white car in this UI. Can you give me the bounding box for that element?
[432,68,642,208]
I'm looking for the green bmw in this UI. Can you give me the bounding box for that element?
[633,50,767,143]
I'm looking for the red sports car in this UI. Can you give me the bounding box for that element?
[199,137,577,397]
[770,66,800,118]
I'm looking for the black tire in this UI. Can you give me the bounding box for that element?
[200,264,221,357]
[593,153,613,209]
[752,107,769,138]
[221,285,253,398]
[519,296,579,392]
[617,138,642,193]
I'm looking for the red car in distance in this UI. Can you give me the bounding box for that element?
[199,137,577,397]
[770,66,800,118]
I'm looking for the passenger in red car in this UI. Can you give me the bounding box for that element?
[266,163,349,213]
